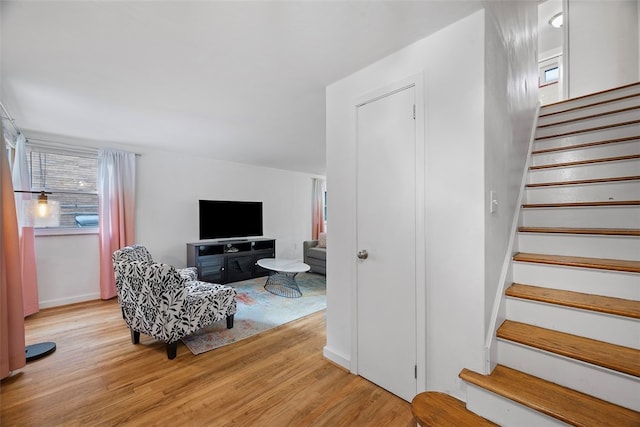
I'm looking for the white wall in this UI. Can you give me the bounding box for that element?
[568,0,640,97]
[483,2,539,333]
[135,149,314,265]
[326,11,487,400]
[34,147,319,308]
[35,233,100,307]
[483,1,539,371]
[325,3,538,400]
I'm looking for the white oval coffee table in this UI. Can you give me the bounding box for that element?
[257,258,310,298]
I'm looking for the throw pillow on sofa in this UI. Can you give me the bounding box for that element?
[317,232,327,248]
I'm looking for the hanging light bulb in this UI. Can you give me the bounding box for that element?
[19,190,60,227]
[37,191,49,218]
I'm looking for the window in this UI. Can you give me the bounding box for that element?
[323,190,327,222]
[539,61,560,87]
[544,67,559,83]
[25,143,98,230]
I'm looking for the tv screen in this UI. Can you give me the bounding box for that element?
[199,200,263,240]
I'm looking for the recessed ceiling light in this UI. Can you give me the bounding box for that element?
[549,12,563,28]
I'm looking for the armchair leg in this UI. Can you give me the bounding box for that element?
[166,342,178,360]
[226,314,234,329]
[131,330,140,344]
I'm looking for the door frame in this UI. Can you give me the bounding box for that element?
[351,73,426,394]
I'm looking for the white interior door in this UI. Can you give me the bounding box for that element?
[356,84,417,402]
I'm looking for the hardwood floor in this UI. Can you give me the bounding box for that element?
[1,299,413,426]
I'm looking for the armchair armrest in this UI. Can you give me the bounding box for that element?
[177,267,198,281]
[303,240,319,252]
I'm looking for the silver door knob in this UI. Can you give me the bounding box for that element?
[357,250,368,259]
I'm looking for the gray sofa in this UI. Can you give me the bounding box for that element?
[303,240,326,275]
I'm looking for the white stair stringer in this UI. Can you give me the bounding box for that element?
[517,233,640,260]
[540,83,640,116]
[505,297,639,348]
[496,339,640,411]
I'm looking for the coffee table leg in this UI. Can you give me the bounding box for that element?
[264,272,302,298]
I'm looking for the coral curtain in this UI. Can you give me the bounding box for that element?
[1,126,26,379]
[311,178,326,240]
[98,149,135,300]
[12,134,40,316]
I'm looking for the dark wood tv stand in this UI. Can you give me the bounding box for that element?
[186,238,276,284]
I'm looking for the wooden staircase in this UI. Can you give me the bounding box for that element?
[458,82,640,426]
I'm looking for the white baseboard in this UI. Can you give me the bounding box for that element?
[323,346,350,370]
[39,293,101,309]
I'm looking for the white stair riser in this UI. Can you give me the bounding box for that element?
[465,384,567,427]
[506,298,640,348]
[534,123,640,151]
[525,181,640,204]
[521,206,640,228]
[541,84,640,116]
[512,263,640,300]
[497,341,640,411]
[538,96,640,127]
[535,109,640,139]
[528,160,640,183]
[531,139,640,165]
[517,233,640,261]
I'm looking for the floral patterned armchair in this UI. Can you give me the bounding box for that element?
[112,245,237,359]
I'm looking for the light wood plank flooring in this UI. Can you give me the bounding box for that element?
[1,299,413,426]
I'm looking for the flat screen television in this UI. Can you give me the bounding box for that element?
[199,200,263,240]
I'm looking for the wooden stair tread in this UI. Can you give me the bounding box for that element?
[535,119,640,141]
[530,154,640,170]
[538,106,640,129]
[411,392,497,426]
[506,283,640,319]
[522,200,640,208]
[497,320,640,377]
[539,93,640,119]
[518,226,640,236]
[513,252,640,273]
[532,136,640,154]
[459,365,640,427]
[526,175,640,187]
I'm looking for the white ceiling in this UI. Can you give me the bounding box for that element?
[538,0,563,55]
[1,1,484,175]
